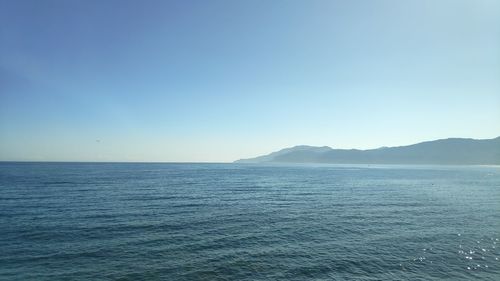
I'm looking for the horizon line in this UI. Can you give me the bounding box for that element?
[1,135,498,163]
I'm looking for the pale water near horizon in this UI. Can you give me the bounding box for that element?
[1,163,499,280]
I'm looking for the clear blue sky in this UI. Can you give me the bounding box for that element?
[1,0,499,162]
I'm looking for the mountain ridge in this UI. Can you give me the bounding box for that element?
[235,137,500,165]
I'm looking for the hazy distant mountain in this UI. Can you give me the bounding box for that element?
[235,137,500,165]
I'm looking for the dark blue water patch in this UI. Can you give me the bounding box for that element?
[0,162,499,280]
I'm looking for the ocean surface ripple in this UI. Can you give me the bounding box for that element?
[1,163,499,280]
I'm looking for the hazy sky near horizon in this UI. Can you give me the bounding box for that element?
[1,0,499,162]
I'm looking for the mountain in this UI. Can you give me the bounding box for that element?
[234,137,500,165]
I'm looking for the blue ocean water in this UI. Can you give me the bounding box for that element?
[0,163,499,280]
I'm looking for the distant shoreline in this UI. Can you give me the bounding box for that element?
[235,136,500,165]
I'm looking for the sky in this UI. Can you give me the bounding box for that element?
[0,0,499,162]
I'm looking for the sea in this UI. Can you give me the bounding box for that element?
[0,162,499,280]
